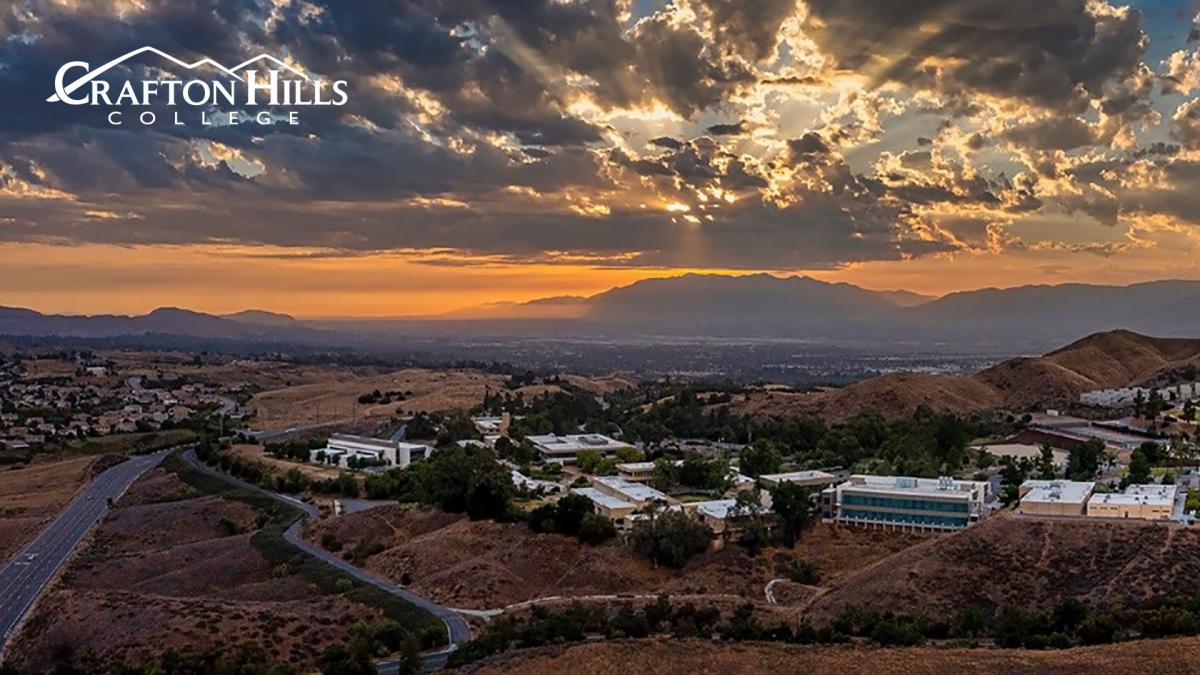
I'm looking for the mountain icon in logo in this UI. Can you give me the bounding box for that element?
[48,46,312,103]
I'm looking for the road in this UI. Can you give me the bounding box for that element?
[0,449,171,658]
[180,450,470,670]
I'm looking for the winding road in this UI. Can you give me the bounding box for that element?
[180,449,471,670]
[0,449,172,659]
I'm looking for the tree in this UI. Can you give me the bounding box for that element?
[1067,439,1105,481]
[1037,443,1057,480]
[1127,448,1151,485]
[999,456,1027,505]
[577,513,616,545]
[629,509,711,568]
[1184,399,1197,423]
[738,440,782,478]
[769,482,813,546]
[731,489,769,556]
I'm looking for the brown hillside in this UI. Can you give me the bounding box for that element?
[472,636,1200,675]
[733,330,1200,420]
[805,515,1200,622]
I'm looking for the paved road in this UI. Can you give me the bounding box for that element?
[180,450,470,670]
[0,449,171,657]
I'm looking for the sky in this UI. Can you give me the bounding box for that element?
[3,0,1200,316]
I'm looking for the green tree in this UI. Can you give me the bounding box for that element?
[1127,448,1151,485]
[1067,439,1105,481]
[738,440,782,478]
[1037,443,1057,480]
[769,482,813,546]
[629,509,711,568]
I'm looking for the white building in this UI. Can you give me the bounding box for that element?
[511,470,562,495]
[1086,483,1178,520]
[527,433,634,463]
[592,475,675,508]
[821,475,992,531]
[1081,382,1199,407]
[616,461,658,482]
[758,470,840,490]
[472,413,514,435]
[312,433,432,470]
[1017,479,1096,517]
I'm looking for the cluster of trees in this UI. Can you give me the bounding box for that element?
[357,389,407,405]
[361,446,514,521]
[650,455,730,492]
[448,598,786,666]
[527,493,616,545]
[628,509,712,568]
[264,437,326,462]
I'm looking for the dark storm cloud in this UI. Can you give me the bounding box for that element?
[0,0,1191,272]
[802,0,1148,112]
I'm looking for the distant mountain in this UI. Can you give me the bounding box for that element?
[0,306,331,342]
[907,280,1200,342]
[223,309,305,327]
[572,273,907,336]
[437,296,590,320]
[4,276,1200,350]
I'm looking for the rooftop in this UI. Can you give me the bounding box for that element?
[594,476,671,503]
[838,474,987,500]
[760,470,837,484]
[527,433,632,454]
[1021,479,1096,504]
[1091,483,1178,506]
[571,487,636,511]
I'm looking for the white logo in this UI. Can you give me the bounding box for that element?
[49,46,349,127]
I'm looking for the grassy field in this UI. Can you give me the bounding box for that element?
[67,428,198,457]
[162,453,445,647]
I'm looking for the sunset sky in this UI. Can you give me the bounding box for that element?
[4,0,1200,316]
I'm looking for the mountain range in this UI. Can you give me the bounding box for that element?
[2,274,1199,349]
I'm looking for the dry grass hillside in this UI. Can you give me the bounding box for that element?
[304,506,924,610]
[733,330,1200,420]
[250,368,631,431]
[4,467,393,672]
[470,636,1200,674]
[0,456,97,560]
[804,514,1200,622]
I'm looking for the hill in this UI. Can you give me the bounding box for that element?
[734,329,1200,420]
[472,636,1200,675]
[804,515,1200,622]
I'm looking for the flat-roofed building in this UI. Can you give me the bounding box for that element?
[822,475,991,531]
[527,433,634,464]
[1017,479,1096,516]
[592,476,676,508]
[759,470,839,490]
[571,487,639,522]
[312,433,432,470]
[1087,484,1178,520]
[472,413,513,435]
[616,461,657,482]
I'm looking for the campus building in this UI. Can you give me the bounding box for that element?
[758,470,840,490]
[1017,479,1096,516]
[1086,484,1178,520]
[821,475,992,531]
[616,461,658,482]
[312,433,432,470]
[527,433,634,463]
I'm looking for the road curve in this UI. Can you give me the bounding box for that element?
[180,449,470,670]
[0,449,172,658]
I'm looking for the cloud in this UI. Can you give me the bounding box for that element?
[0,0,1195,278]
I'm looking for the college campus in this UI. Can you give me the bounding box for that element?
[11,0,1200,672]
